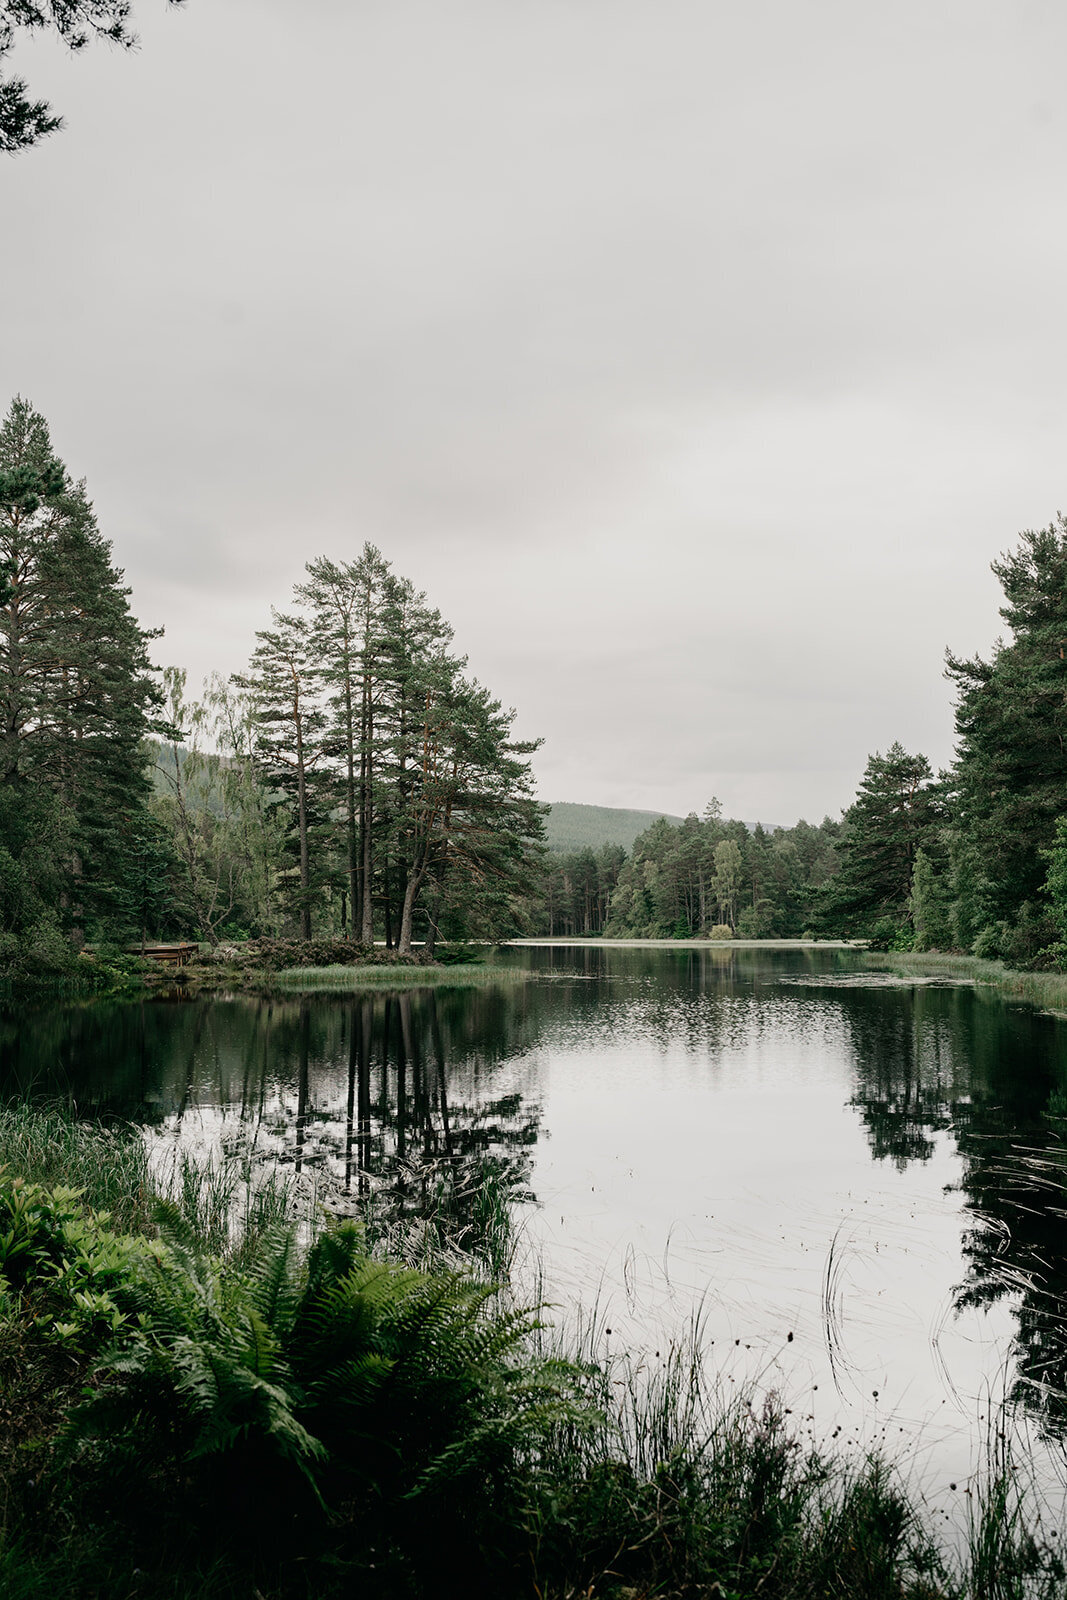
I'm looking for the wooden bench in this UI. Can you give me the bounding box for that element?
[127,943,201,967]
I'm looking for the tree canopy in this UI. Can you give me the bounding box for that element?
[1,0,186,152]
[0,396,161,964]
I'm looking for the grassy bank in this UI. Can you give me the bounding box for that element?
[165,937,520,996]
[0,1107,1062,1598]
[0,940,518,1001]
[862,949,1067,1012]
[268,961,527,992]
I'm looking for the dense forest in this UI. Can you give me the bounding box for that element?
[0,399,543,973]
[5,393,1067,973]
[533,524,1067,964]
[529,809,841,938]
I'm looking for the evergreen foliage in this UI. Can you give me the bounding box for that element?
[908,847,953,952]
[572,805,842,939]
[815,744,944,941]
[235,545,545,952]
[235,614,327,940]
[0,0,186,152]
[0,398,161,960]
[947,517,1067,951]
[825,517,1067,962]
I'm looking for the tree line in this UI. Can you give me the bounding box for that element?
[6,392,1067,972]
[530,515,1067,962]
[528,810,842,939]
[0,399,543,972]
[809,521,1067,962]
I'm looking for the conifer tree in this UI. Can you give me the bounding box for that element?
[814,744,942,938]
[241,548,544,947]
[234,611,325,940]
[0,0,187,153]
[948,517,1067,934]
[297,546,395,942]
[0,396,160,949]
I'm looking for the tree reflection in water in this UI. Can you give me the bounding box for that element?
[0,984,543,1275]
[5,954,1067,1430]
[847,983,1067,1437]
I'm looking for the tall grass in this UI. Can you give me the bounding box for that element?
[0,1104,154,1233]
[150,1140,313,1264]
[270,962,529,991]
[529,1309,1065,1600]
[864,950,1067,1012]
[357,1149,523,1281]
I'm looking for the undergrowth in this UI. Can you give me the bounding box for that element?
[0,1109,1062,1598]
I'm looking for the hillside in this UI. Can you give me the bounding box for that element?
[543,801,685,854]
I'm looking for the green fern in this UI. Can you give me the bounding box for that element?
[55,1203,597,1582]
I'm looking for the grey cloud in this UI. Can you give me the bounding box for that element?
[4,1,1067,820]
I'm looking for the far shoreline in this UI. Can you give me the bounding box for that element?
[505,936,864,949]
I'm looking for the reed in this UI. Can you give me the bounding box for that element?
[0,1103,153,1232]
[270,962,529,991]
[863,949,1067,1012]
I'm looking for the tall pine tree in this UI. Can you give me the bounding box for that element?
[0,397,160,954]
[948,517,1067,936]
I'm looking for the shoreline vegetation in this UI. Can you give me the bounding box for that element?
[0,939,527,1001]
[0,1104,1064,1599]
[13,937,1067,1017]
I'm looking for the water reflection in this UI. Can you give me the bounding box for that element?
[3,949,1067,1449]
[843,981,1067,1437]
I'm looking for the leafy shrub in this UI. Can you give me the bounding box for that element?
[0,1175,149,1349]
[867,917,912,952]
[972,924,1005,960]
[999,901,1060,968]
[432,943,484,965]
[202,938,428,971]
[707,924,734,941]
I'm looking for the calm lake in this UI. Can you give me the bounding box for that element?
[4,943,1067,1519]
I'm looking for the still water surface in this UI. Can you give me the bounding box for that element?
[4,944,1067,1515]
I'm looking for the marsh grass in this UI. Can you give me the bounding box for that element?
[353,1149,524,1282]
[863,950,1067,1013]
[269,962,530,991]
[0,1104,154,1232]
[150,1139,314,1264]
[528,1311,1066,1600]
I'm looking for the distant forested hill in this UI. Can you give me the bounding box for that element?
[544,802,685,853]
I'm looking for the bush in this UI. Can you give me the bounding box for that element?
[972,923,1005,961]
[201,938,428,971]
[707,924,734,941]
[867,918,912,952]
[37,1198,595,1591]
[1000,901,1060,968]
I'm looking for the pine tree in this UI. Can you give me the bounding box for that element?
[0,396,161,949]
[948,517,1067,932]
[0,0,187,154]
[816,744,942,938]
[241,548,544,948]
[234,611,325,940]
[296,546,396,943]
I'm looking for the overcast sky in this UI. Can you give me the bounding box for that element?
[4,0,1067,823]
